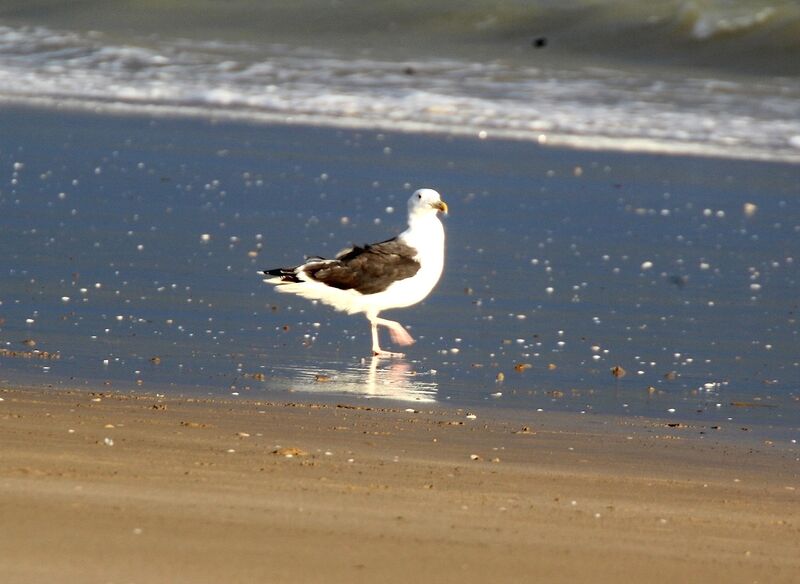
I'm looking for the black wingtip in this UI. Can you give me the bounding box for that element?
[263,268,301,283]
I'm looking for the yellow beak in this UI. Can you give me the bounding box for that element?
[432,200,449,214]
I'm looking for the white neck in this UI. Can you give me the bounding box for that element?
[401,213,445,260]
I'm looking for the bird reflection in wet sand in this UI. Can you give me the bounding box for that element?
[288,356,437,403]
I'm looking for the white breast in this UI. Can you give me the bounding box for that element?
[384,214,445,309]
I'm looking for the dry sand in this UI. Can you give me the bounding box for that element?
[1,386,798,583]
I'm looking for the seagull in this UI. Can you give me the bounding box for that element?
[263,188,448,357]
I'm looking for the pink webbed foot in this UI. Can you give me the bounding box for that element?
[387,324,415,346]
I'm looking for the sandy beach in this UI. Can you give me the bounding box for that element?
[1,386,797,583]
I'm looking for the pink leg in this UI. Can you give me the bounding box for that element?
[367,315,408,358]
[374,317,415,346]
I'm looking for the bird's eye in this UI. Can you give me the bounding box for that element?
[417,193,422,199]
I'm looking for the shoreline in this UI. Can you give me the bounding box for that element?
[1,385,798,583]
[3,375,798,448]
[2,97,799,165]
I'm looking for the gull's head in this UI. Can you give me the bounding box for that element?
[408,188,448,218]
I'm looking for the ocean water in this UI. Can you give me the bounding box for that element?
[0,108,798,438]
[0,1,799,162]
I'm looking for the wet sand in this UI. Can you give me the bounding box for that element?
[1,106,798,428]
[1,386,798,583]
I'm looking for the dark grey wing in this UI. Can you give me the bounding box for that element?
[305,238,420,294]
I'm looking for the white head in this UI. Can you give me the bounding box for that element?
[407,188,448,220]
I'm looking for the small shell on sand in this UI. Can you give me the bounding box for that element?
[513,426,536,435]
[273,447,308,457]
